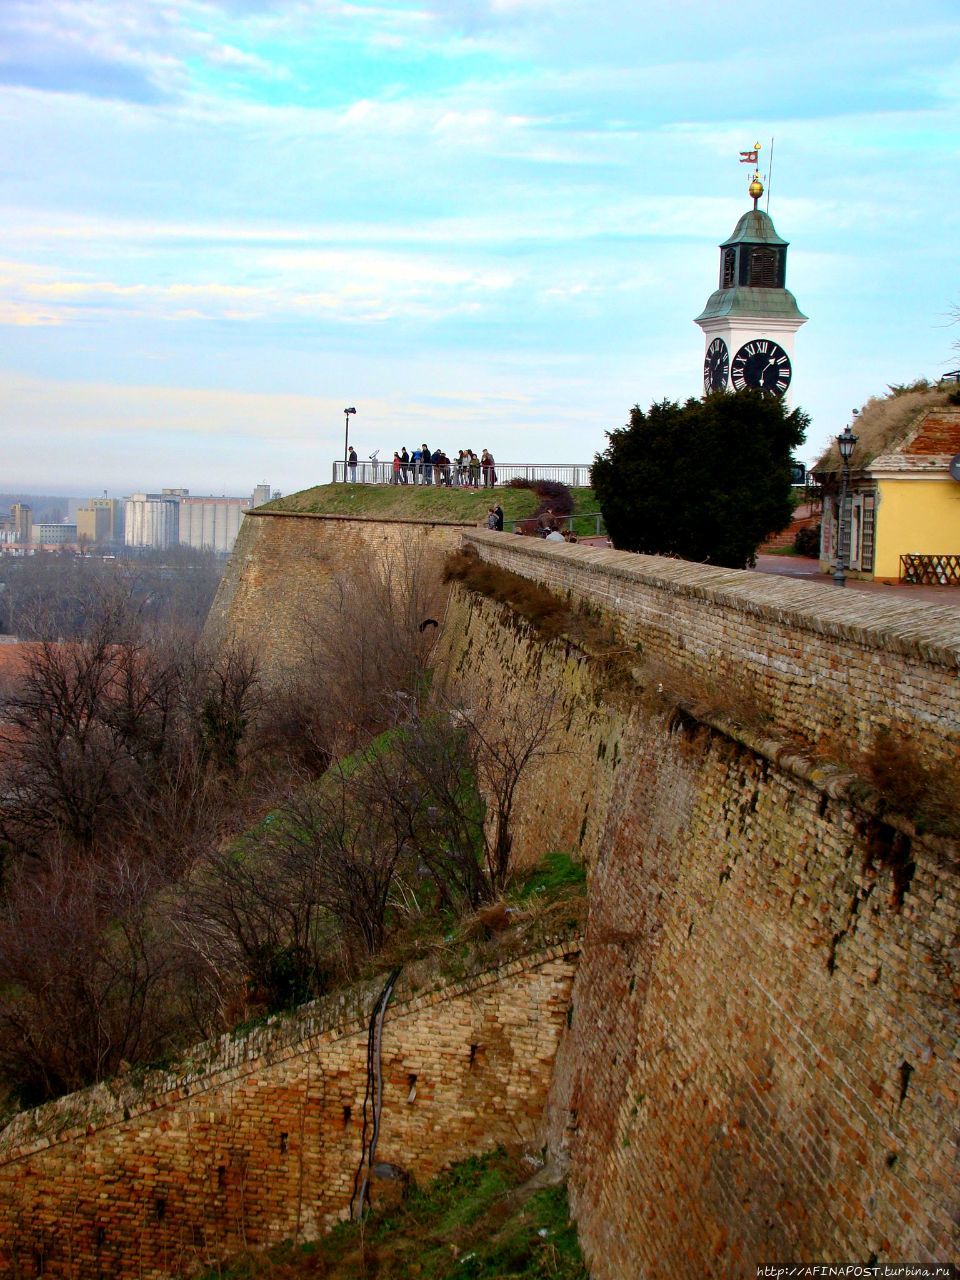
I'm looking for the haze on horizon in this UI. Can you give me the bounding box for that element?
[2,0,958,498]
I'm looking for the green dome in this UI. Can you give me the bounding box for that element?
[720,209,788,249]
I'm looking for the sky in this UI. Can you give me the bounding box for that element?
[1,0,958,498]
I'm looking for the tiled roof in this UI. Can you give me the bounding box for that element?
[902,411,960,456]
[868,452,956,474]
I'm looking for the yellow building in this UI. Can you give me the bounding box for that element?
[814,390,960,583]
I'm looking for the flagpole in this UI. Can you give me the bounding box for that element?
[766,136,774,211]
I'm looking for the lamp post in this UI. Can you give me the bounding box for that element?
[343,407,356,482]
[832,424,858,587]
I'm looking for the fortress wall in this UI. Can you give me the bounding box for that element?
[0,945,577,1279]
[436,582,959,1276]
[9,521,955,1279]
[463,531,960,768]
[205,512,472,683]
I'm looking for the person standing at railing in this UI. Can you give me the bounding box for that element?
[481,448,495,488]
[400,447,410,483]
[422,443,432,484]
[392,452,402,484]
[469,450,481,488]
[411,446,422,483]
[348,446,358,482]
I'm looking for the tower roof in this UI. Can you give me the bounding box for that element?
[695,286,807,324]
[720,209,788,249]
[695,205,806,327]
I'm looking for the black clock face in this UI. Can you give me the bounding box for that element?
[703,338,729,393]
[731,339,792,396]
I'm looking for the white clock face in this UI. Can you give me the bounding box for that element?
[731,339,792,396]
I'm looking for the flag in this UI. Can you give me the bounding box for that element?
[739,150,758,163]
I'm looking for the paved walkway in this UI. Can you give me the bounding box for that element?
[753,555,960,606]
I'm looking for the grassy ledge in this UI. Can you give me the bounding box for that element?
[261,484,601,528]
[197,1146,590,1278]
[262,485,539,523]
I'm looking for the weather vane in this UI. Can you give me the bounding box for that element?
[739,139,772,210]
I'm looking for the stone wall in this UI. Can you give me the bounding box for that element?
[0,945,578,1278]
[206,511,471,684]
[434,561,959,1276]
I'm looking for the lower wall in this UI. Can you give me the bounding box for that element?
[435,584,959,1277]
[0,945,577,1278]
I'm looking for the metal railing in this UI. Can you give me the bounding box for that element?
[505,512,607,537]
[331,461,594,488]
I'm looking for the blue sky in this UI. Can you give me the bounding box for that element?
[2,0,958,497]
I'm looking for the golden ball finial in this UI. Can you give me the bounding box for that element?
[749,175,764,201]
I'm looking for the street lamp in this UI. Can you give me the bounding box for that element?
[343,407,356,482]
[832,424,858,587]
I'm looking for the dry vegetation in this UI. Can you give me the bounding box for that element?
[814,381,957,473]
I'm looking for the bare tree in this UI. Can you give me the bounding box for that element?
[175,745,423,1018]
[0,601,260,861]
[370,691,567,906]
[0,849,182,1101]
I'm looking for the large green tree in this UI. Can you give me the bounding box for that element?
[591,392,808,568]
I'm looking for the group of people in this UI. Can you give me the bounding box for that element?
[390,446,497,487]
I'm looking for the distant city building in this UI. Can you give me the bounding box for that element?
[124,494,179,550]
[76,505,113,546]
[10,504,32,546]
[122,484,269,553]
[82,497,124,543]
[179,495,251,553]
[34,522,78,547]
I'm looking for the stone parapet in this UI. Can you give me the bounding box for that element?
[463,531,960,764]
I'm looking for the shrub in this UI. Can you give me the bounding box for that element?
[794,524,821,557]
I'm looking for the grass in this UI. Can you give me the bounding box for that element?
[512,852,587,903]
[264,485,542,524]
[263,483,606,535]
[197,1147,589,1278]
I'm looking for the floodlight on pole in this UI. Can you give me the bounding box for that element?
[343,407,357,482]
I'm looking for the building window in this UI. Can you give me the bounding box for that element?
[860,493,876,573]
[747,247,778,287]
[722,248,736,288]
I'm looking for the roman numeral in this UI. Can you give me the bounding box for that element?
[756,340,769,353]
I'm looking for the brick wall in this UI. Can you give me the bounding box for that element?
[0,945,578,1278]
[435,578,959,1276]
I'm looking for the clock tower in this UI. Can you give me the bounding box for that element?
[695,165,806,398]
